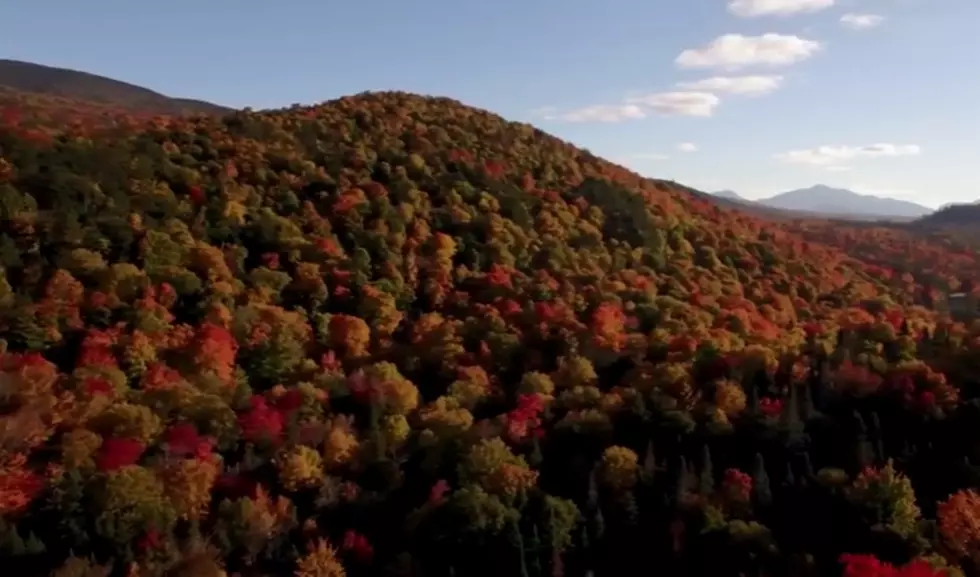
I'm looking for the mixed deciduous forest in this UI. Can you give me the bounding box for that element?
[1,81,980,577]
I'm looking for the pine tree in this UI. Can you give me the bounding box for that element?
[782,462,796,489]
[856,436,875,470]
[629,391,647,417]
[578,523,591,555]
[800,452,815,484]
[870,412,886,462]
[752,453,772,507]
[23,532,45,555]
[779,385,805,447]
[854,411,867,435]
[510,519,529,577]
[587,466,599,510]
[642,440,657,482]
[854,412,875,470]
[699,445,714,495]
[674,456,691,506]
[747,378,760,414]
[3,526,26,557]
[800,380,816,421]
[370,403,387,460]
[528,436,544,468]
[618,492,639,526]
[589,507,605,543]
[527,524,543,577]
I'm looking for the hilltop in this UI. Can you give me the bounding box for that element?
[1,80,980,577]
[0,59,230,115]
[712,190,745,202]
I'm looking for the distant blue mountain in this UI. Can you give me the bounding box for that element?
[759,185,932,218]
[711,189,746,202]
[711,185,932,219]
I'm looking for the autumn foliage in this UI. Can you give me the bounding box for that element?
[1,86,980,577]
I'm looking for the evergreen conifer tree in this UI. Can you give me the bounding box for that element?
[752,453,772,507]
[699,445,714,495]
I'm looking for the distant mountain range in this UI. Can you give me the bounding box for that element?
[710,185,933,220]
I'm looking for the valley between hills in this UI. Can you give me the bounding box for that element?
[1,61,980,577]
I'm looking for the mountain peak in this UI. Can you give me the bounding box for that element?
[712,189,744,201]
[759,185,931,218]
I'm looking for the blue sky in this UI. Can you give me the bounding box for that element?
[1,0,977,207]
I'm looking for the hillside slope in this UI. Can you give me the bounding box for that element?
[913,202,980,229]
[1,90,980,577]
[0,59,230,115]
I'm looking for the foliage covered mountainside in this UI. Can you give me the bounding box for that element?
[912,203,980,230]
[2,85,980,577]
[0,59,230,116]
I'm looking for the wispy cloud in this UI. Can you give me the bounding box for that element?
[775,143,922,166]
[626,92,720,117]
[840,13,885,30]
[728,0,834,18]
[547,104,647,123]
[675,75,784,96]
[677,142,698,152]
[537,91,721,123]
[676,34,822,70]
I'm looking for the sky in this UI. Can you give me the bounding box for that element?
[1,0,978,207]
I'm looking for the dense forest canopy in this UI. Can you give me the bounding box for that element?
[1,84,980,577]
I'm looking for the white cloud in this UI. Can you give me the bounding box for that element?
[547,103,647,123]
[626,91,721,117]
[676,34,822,70]
[535,90,723,124]
[825,165,852,172]
[728,0,834,17]
[677,142,698,152]
[775,143,922,166]
[840,13,885,30]
[675,75,784,95]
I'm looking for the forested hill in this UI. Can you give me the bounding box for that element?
[0,59,230,115]
[912,203,980,230]
[0,88,979,577]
